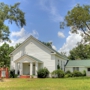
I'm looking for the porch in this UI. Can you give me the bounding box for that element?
[14,55,43,78]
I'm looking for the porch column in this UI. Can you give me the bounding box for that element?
[35,62,38,76]
[30,62,33,75]
[20,62,23,75]
[15,62,18,74]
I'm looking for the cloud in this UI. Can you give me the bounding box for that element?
[58,31,65,38]
[11,28,25,38]
[30,30,39,39]
[48,40,57,50]
[0,28,39,47]
[52,45,57,50]
[58,31,82,56]
[39,0,63,22]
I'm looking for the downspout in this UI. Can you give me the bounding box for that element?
[64,60,69,71]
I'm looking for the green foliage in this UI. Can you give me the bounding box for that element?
[52,69,65,78]
[0,43,14,67]
[65,70,73,78]
[65,74,72,78]
[0,2,26,41]
[65,70,71,74]
[10,69,15,78]
[37,67,49,78]
[68,43,90,60]
[15,43,21,48]
[41,41,52,48]
[65,70,86,78]
[61,4,90,42]
[73,71,82,77]
[82,70,86,76]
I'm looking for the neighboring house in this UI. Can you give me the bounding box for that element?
[65,60,90,76]
[10,36,68,78]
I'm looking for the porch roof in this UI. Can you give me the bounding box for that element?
[27,55,42,62]
[14,54,43,63]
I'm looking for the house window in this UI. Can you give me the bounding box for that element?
[87,68,90,71]
[73,67,79,71]
[57,60,60,69]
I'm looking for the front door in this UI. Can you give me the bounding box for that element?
[23,63,30,75]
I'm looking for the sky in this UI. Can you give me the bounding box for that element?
[0,0,90,56]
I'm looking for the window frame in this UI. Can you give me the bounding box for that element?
[73,67,79,71]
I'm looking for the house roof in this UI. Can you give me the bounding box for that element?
[14,54,43,63]
[39,40,68,60]
[10,35,68,60]
[66,60,90,67]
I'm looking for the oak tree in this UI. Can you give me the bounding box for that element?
[0,2,26,42]
[61,4,90,42]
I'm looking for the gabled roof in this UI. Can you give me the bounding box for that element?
[14,54,43,63]
[27,55,42,62]
[10,35,68,60]
[66,60,90,67]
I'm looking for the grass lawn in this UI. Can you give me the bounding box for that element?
[0,77,90,90]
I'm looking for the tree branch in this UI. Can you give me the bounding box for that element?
[81,27,90,37]
[85,23,90,31]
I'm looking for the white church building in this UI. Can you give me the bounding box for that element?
[10,36,68,78]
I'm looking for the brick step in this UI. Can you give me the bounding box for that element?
[20,75,30,78]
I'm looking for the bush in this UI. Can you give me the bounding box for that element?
[65,70,72,78]
[52,69,65,78]
[10,69,15,78]
[65,73,72,78]
[82,70,86,76]
[65,70,71,74]
[73,71,82,77]
[37,67,49,78]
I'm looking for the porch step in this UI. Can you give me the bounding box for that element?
[20,75,30,78]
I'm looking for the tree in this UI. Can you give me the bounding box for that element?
[15,43,21,48]
[61,4,90,42]
[0,43,14,67]
[68,43,90,60]
[41,41,52,48]
[60,52,66,56]
[0,2,26,42]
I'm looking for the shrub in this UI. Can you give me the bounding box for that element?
[65,73,72,78]
[52,69,65,78]
[82,70,86,76]
[10,69,15,78]
[65,70,72,78]
[15,74,18,78]
[73,71,82,77]
[37,67,49,78]
[65,70,71,74]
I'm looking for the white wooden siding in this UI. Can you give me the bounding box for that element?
[11,38,55,73]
